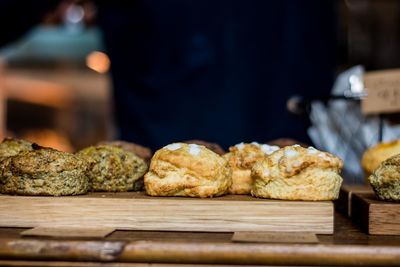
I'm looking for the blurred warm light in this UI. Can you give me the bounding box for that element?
[22,129,73,152]
[86,51,110,73]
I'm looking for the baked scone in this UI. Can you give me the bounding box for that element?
[224,142,279,195]
[77,145,148,192]
[361,140,400,177]
[184,140,225,155]
[98,140,152,163]
[368,154,400,201]
[0,137,33,160]
[144,143,231,198]
[252,145,343,200]
[0,146,89,196]
[267,138,308,148]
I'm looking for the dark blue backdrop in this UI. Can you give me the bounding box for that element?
[97,0,337,150]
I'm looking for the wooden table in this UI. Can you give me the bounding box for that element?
[0,212,399,267]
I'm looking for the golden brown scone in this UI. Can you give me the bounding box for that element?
[98,140,152,163]
[184,140,225,155]
[224,142,279,195]
[368,154,400,201]
[361,140,400,177]
[144,143,231,198]
[252,145,343,200]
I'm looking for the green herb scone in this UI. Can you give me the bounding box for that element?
[368,154,400,201]
[0,145,89,196]
[77,145,148,192]
[0,137,33,160]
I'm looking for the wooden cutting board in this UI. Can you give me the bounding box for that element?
[335,184,373,217]
[0,192,333,234]
[351,192,400,235]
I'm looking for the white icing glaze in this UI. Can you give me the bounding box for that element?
[318,152,329,160]
[263,169,270,177]
[188,144,201,156]
[260,144,279,155]
[307,146,318,154]
[284,149,299,158]
[251,142,261,147]
[293,144,301,147]
[235,142,245,150]
[165,143,182,151]
[292,161,301,167]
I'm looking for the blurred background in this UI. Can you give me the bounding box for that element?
[0,0,399,152]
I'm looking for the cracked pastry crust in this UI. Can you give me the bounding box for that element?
[183,140,225,155]
[368,154,400,201]
[77,145,148,192]
[144,143,231,198]
[361,140,400,177]
[224,142,279,195]
[0,137,33,160]
[251,145,343,200]
[98,140,152,164]
[0,146,89,196]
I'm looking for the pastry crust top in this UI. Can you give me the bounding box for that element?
[144,143,230,197]
[0,147,89,196]
[98,140,152,163]
[0,138,33,159]
[184,140,225,155]
[77,145,148,192]
[224,142,279,195]
[252,145,343,200]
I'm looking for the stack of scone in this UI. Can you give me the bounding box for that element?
[145,141,344,200]
[0,138,150,196]
[0,136,344,201]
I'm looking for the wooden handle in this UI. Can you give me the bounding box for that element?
[0,238,400,266]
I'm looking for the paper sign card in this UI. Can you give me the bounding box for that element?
[362,69,400,114]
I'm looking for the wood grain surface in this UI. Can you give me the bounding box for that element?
[335,184,372,217]
[231,231,318,243]
[20,227,115,238]
[352,192,400,235]
[0,212,400,266]
[0,192,333,233]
